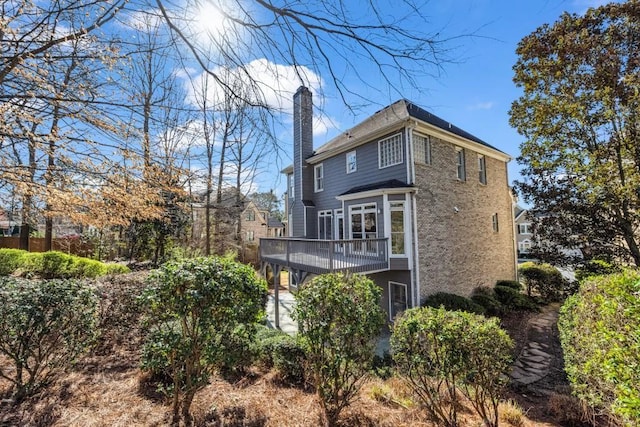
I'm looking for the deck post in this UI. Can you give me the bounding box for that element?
[273,263,281,329]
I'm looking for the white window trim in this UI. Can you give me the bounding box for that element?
[456,147,466,181]
[318,210,332,240]
[346,150,357,174]
[387,200,408,257]
[314,163,324,192]
[378,133,403,169]
[388,281,408,322]
[519,223,532,235]
[478,154,487,185]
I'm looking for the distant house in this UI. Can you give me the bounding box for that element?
[261,87,518,322]
[515,205,534,256]
[0,208,19,237]
[191,190,284,255]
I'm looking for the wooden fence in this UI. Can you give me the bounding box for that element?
[0,237,94,257]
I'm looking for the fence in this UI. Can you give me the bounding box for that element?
[0,237,94,257]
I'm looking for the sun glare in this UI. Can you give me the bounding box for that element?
[194,1,233,44]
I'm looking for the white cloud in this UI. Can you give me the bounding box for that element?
[467,101,494,111]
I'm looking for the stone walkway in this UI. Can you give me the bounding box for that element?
[510,304,560,386]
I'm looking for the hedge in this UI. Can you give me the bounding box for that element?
[0,249,129,278]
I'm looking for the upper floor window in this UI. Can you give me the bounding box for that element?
[413,133,432,165]
[346,150,357,174]
[245,210,255,221]
[478,155,487,184]
[288,173,294,199]
[518,223,531,235]
[246,230,255,241]
[314,163,324,192]
[379,134,403,169]
[390,201,406,255]
[456,147,466,181]
[492,213,499,232]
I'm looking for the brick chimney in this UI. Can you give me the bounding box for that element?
[291,86,314,237]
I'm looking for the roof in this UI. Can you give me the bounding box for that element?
[314,99,506,158]
[339,179,415,197]
[267,216,285,228]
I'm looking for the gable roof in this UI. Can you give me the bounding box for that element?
[309,99,509,163]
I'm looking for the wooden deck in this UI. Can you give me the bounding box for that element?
[260,237,389,274]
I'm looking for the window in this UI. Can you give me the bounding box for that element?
[318,210,333,240]
[378,134,403,168]
[478,155,487,184]
[350,204,377,253]
[246,230,254,241]
[413,133,431,165]
[518,223,531,235]
[245,210,255,221]
[314,164,324,192]
[346,150,357,173]
[389,282,408,321]
[456,147,466,181]
[288,173,294,199]
[518,239,532,253]
[390,202,405,255]
[492,213,499,232]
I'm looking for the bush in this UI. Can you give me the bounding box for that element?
[272,336,306,385]
[518,262,564,302]
[496,280,522,291]
[0,248,26,276]
[293,273,385,427]
[574,259,620,283]
[494,285,539,311]
[391,307,513,427]
[252,325,287,368]
[559,270,640,425]
[0,249,129,278]
[422,292,486,315]
[0,277,98,399]
[471,287,504,316]
[140,256,268,426]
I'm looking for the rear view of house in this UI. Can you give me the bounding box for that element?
[261,87,517,321]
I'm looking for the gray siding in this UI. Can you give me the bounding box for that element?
[311,130,409,211]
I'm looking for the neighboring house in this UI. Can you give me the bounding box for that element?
[261,87,518,322]
[515,205,534,256]
[0,208,19,236]
[192,190,284,252]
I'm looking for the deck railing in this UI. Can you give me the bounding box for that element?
[260,237,389,274]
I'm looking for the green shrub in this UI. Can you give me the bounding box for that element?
[72,258,107,278]
[140,256,268,426]
[40,251,75,279]
[494,285,539,311]
[293,273,385,427]
[559,271,640,426]
[104,263,130,275]
[0,277,98,399]
[423,292,486,315]
[518,262,565,302]
[0,249,129,279]
[391,307,513,427]
[496,280,522,291]
[471,287,504,316]
[574,259,620,283]
[0,248,26,276]
[272,336,307,385]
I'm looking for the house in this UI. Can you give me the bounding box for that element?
[261,87,517,323]
[191,190,284,253]
[515,205,534,256]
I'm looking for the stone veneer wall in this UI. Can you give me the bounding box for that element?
[414,137,517,300]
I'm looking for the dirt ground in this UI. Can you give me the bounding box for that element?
[0,280,585,427]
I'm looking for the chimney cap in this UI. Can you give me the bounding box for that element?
[295,86,310,95]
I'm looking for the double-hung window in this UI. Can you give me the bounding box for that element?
[478,155,487,184]
[378,134,403,169]
[492,213,499,232]
[456,147,466,181]
[314,164,324,192]
[390,202,406,255]
[346,150,357,173]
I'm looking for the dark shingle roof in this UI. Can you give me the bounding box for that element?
[339,179,414,196]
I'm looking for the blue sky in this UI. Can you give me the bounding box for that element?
[262,0,618,199]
